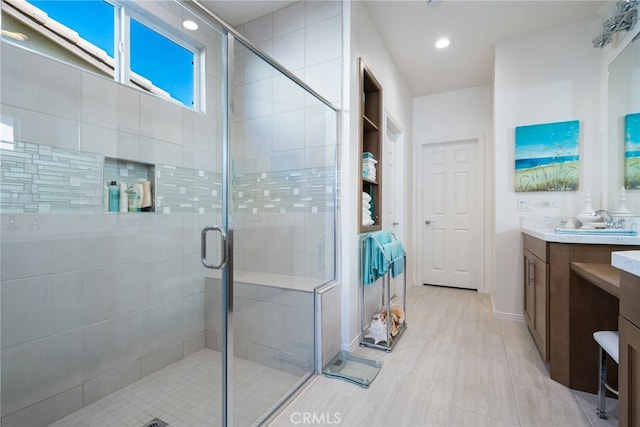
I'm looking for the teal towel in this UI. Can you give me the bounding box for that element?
[382,241,404,278]
[362,231,399,285]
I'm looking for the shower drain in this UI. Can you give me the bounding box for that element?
[142,418,169,427]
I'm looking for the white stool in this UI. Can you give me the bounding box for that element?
[593,330,619,419]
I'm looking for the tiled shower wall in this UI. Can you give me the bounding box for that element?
[0,28,222,425]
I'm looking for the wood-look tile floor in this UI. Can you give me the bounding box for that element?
[269,285,619,427]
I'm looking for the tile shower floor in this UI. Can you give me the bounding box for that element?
[49,349,300,427]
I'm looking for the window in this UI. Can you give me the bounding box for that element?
[31,0,114,57]
[130,18,195,107]
[2,0,201,109]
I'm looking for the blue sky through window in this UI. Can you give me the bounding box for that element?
[31,0,114,57]
[130,19,194,107]
[28,0,195,108]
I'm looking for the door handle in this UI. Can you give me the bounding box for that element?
[393,222,399,226]
[201,225,227,269]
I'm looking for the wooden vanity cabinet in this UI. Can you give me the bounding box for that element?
[619,270,640,427]
[523,234,549,361]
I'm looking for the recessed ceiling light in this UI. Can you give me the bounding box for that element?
[183,20,198,31]
[435,37,450,49]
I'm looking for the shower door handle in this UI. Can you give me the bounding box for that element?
[201,225,227,269]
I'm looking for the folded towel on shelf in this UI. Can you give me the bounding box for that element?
[362,201,371,210]
[362,192,372,202]
[362,152,375,159]
[362,217,374,227]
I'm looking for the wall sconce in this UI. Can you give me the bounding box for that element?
[593,0,639,48]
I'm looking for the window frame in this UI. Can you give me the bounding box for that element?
[119,3,204,110]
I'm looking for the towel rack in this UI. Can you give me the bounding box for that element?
[359,231,407,352]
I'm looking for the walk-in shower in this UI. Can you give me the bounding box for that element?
[0,0,338,425]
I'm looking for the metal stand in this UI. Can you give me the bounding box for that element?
[359,233,407,352]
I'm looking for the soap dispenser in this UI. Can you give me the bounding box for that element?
[576,188,595,227]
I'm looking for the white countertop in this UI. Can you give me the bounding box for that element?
[612,251,640,276]
[522,227,640,245]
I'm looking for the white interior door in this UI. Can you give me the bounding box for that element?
[385,116,404,297]
[422,140,480,290]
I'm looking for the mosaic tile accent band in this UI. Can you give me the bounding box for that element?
[1,142,337,215]
[0,141,103,213]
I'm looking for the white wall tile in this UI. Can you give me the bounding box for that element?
[1,44,80,121]
[83,312,141,380]
[273,110,305,152]
[1,272,83,349]
[305,0,341,25]
[274,2,305,37]
[2,105,80,151]
[141,340,183,376]
[270,149,304,171]
[1,239,83,280]
[304,58,342,104]
[246,342,282,370]
[81,234,141,271]
[243,116,274,156]
[282,306,314,358]
[116,84,140,134]
[81,123,117,158]
[139,94,183,144]
[82,263,143,325]
[305,15,342,67]
[273,29,305,73]
[242,13,273,44]
[182,292,205,337]
[243,79,274,119]
[245,300,283,348]
[273,74,306,114]
[164,298,184,343]
[83,359,140,406]
[82,72,118,129]
[184,331,206,355]
[1,330,83,417]
[304,104,334,148]
[1,385,83,427]
[116,131,141,161]
[139,304,167,353]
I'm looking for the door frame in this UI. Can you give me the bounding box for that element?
[415,133,488,294]
[383,111,405,297]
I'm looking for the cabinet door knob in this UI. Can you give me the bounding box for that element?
[425,220,432,225]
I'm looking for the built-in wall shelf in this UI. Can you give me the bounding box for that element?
[104,157,155,213]
[358,58,383,233]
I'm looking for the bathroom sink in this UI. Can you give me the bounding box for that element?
[554,228,638,236]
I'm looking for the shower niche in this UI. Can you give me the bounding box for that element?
[103,157,155,212]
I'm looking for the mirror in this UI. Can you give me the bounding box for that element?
[607,31,640,211]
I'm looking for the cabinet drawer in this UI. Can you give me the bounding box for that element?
[523,234,548,262]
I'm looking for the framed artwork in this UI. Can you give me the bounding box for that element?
[625,113,640,189]
[515,120,580,192]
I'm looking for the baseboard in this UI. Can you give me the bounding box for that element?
[494,310,525,322]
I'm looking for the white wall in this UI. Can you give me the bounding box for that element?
[412,85,493,295]
[346,1,414,348]
[493,20,601,317]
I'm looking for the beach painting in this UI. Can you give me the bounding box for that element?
[515,120,580,192]
[624,113,640,188]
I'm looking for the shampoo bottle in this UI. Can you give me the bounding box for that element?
[119,182,128,212]
[108,181,119,212]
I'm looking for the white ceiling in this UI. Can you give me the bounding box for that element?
[203,0,608,97]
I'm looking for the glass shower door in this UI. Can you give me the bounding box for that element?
[227,37,337,426]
